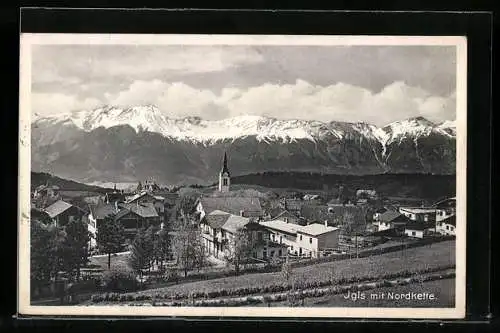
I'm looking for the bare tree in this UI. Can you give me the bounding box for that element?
[225,230,253,275]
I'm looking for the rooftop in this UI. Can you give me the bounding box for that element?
[199,197,262,216]
[260,219,300,235]
[399,207,437,213]
[298,223,339,236]
[44,200,74,218]
[221,214,252,234]
[119,202,159,219]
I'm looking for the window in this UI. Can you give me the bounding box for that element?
[446,225,449,230]
[223,178,228,186]
[284,217,288,223]
[263,251,267,259]
[451,226,455,231]
[253,252,257,258]
[258,232,263,241]
[278,249,282,256]
[412,231,416,236]
[280,236,283,243]
[270,250,275,257]
[309,237,312,244]
[300,235,302,241]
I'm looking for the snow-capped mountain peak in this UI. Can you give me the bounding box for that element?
[32,105,455,146]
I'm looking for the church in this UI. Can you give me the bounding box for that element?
[195,151,263,220]
[218,152,231,193]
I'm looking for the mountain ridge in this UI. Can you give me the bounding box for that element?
[31,105,456,184]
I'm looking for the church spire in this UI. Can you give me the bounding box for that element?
[221,151,230,176]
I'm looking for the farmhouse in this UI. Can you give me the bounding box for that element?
[436,214,456,236]
[115,202,161,237]
[260,219,340,258]
[44,200,87,227]
[374,210,411,232]
[404,222,435,239]
[433,197,456,222]
[200,210,285,261]
[125,191,165,217]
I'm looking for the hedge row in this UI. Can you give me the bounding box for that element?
[90,264,454,304]
[128,271,456,307]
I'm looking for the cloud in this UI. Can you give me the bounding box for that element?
[32,45,265,87]
[32,79,456,126]
[103,79,455,126]
[32,93,101,115]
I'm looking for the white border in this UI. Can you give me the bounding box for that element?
[18,34,467,319]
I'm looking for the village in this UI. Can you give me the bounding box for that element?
[29,152,457,306]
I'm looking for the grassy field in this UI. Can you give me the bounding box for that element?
[88,252,130,270]
[125,240,454,297]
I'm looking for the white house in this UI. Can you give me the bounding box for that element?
[399,207,437,223]
[436,215,456,236]
[260,219,339,258]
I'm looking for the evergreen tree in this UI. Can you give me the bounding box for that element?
[172,220,200,277]
[97,216,125,269]
[30,220,64,294]
[128,228,149,285]
[61,218,91,281]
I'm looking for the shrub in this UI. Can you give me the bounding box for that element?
[102,266,138,293]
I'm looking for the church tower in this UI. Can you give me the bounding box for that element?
[218,152,231,192]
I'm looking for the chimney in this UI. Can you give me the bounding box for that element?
[324,220,328,227]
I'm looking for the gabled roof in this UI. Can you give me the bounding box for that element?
[273,210,299,220]
[120,202,159,218]
[297,223,339,236]
[260,220,299,235]
[125,191,157,203]
[432,197,456,208]
[440,215,456,226]
[204,210,231,229]
[89,203,118,220]
[399,207,437,214]
[379,211,410,223]
[44,200,74,218]
[199,197,262,216]
[221,215,251,234]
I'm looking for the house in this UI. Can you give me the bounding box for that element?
[436,215,456,236]
[373,207,389,221]
[399,207,437,223]
[270,209,303,225]
[125,191,165,217]
[115,202,161,238]
[404,221,435,239]
[88,202,121,248]
[43,200,87,227]
[200,210,285,261]
[195,197,263,220]
[33,184,60,199]
[295,223,340,258]
[299,204,337,226]
[356,189,378,199]
[374,210,411,232]
[260,219,340,258]
[433,197,456,222]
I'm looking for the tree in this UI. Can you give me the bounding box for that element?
[225,229,253,275]
[128,228,149,286]
[30,220,64,295]
[172,221,200,277]
[97,216,125,269]
[154,226,172,272]
[61,218,91,281]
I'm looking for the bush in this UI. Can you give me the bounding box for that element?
[102,266,138,293]
[164,269,179,284]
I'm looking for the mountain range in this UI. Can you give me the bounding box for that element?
[31,105,456,185]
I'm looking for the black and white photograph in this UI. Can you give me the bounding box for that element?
[18,34,467,318]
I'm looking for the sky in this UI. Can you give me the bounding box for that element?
[31,44,457,126]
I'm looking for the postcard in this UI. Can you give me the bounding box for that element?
[18,33,466,319]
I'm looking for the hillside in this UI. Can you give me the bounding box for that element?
[231,172,455,201]
[31,171,110,192]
